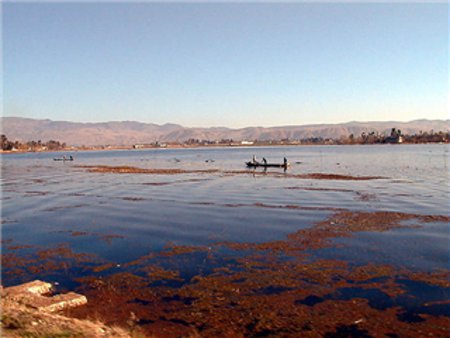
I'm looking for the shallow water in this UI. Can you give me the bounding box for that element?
[1,144,449,335]
[2,144,449,270]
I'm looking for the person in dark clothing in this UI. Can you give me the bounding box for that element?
[262,157,267,164]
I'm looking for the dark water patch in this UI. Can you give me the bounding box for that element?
[137,318,156,325]
[24,191,50,196]
[256,285,294,295]
[3,266,89,291]
[130,298,152,306]
[285,186,354,192]
[315,221,450,272]
[296,295,324,306]
[1,244,103,289]
[121,197,146,201]
[333,287,394,310]
[293,277,450,321]
[134,247,247,283]
[2,182,19,186]
[65,192,87,197]
[219,201,346,213]
[189,201,216,206]
[397,278,449,305]
[324,324,372,338]
[54,230,89,237]
[142,178,211,186]
[354,192,378,202]
[1,189,17,194]
[1,219,17,224]
[159,316,192,327]
[99,234,126,244]
[31,179,46,183]
[394,278,450,319]
[245,321,277,336]
[51,230,126,244]
[396,311,424,323]
[319,279,450,321]
[347,276,390,285]
[161,294,197,305]
[42,204,89,212]
[5,244,35,251]
[71,231,89,237]
[392,193,413,198]
[142,182,172,186]
[149,279,185,288]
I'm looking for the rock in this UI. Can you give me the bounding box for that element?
[1,280,130,337]
[3,280,87,312]
[4,280,52,296]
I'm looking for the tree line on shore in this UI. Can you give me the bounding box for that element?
[1,128,448,151]
[336,128,448,145]
[185,128,448,146]
[1,135,66,151]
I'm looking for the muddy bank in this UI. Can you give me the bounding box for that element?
[225,170,387,180]
[77,165,387,180]
[76,165,219,175]
[298,173,386,180]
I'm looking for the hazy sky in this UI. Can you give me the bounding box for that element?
[3,2,448,127]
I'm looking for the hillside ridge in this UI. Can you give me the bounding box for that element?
[1,117,448,146]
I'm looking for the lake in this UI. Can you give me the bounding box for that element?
[2,144,449,336]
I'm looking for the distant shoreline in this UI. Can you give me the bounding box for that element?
[1,140,448,155]
[2,117,449,151]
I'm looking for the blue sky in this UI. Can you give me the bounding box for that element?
[3,2,448,127]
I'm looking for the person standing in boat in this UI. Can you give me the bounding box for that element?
[252,155,257,164]
[283,157,287,166]
[262,157,267,165]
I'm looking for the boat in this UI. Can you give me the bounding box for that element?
[245,161,289,168]
[53,156,74,161]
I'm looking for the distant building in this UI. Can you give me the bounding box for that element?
[241,140,254,145]
[133,143,165,149]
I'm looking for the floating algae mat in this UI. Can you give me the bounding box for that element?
[2,145,449,336]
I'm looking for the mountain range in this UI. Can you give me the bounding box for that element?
[1,117,448,146]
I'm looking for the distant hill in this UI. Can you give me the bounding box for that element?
[1,117,448,146]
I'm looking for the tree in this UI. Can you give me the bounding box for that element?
[1,134,13,151]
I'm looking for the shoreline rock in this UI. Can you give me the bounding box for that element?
[1,280,131,337]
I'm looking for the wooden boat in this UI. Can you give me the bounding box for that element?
[245,161,288,168]
[53,157,74,161]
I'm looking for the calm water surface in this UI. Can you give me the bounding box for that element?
[1,144,449,286]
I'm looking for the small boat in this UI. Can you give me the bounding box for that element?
[53,156,74,161]
[245,161,289,168]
